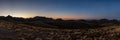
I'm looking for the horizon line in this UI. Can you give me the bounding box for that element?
[0,15,119,20]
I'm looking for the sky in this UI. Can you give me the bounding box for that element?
[0,0,120,20]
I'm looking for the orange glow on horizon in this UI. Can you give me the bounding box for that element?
[2,15,94,20]
[51,15,92,20]
[0,10,95,20]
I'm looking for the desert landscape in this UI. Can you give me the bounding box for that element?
[0,15,119,40]
[0,0,120,40]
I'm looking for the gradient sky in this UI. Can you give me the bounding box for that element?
[0,0,120,20]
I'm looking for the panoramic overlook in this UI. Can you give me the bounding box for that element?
[0,0,120,40]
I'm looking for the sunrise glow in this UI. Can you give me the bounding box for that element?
[0,0,119,20]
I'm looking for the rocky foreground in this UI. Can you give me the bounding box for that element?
[0,21,120,40]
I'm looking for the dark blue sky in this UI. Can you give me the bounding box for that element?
[0,0,120,20]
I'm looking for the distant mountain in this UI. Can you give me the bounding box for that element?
[0,15,119,29]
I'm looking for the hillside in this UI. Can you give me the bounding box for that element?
[0,21,120,40]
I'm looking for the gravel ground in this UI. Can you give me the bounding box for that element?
[0,21,120,40]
